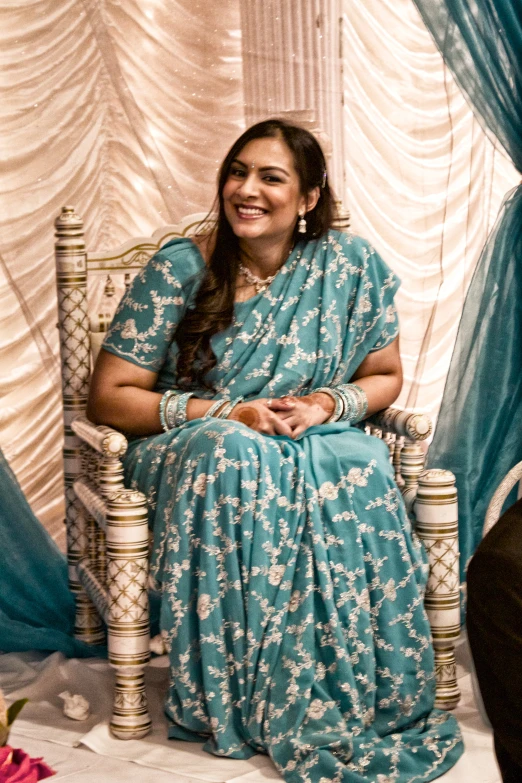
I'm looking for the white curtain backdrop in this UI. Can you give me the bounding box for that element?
[0,0,517,544]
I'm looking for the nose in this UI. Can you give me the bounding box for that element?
[236,171,259,198]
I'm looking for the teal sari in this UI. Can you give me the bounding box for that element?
[104,231,462,782]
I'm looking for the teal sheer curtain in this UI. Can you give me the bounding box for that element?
[411,0,522,579]
[0,447,101,656]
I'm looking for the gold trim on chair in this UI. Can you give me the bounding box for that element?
[86,214,215,275]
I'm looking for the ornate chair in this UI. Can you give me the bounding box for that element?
[54,205,461,740]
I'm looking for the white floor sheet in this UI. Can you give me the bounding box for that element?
[1,635,500,783]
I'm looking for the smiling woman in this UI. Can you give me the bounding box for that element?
[87,119,463,781]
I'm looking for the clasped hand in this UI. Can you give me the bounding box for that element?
[229,394,332,438]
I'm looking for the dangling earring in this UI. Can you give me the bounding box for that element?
[298,212,307,234]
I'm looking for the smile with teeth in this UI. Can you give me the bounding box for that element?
[236,205,267,218]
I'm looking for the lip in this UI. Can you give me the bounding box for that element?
[234,204,268,219]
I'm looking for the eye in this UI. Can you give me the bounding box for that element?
[229,166,246,178]
[263,174,283,184]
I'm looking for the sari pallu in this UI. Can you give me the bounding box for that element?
[103,231,462,782]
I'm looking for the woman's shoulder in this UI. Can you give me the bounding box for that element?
[158,237,207,268]
[325,230,395,270]
[319,230,399,286]
[324,229,376,257]
[139,237,207,289]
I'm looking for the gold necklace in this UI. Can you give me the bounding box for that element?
[238,263,278,293]
[238,244,294,294]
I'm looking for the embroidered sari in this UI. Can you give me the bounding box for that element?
[103,230,462,782]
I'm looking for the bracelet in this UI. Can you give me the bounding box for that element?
[352,383,368,421]
[352,384,368,422]
[172,392,195,427]
[205,399,226,418]
[165,393,180,429]
[314,387,343,423]
[337,383,368,423]
[312,384,368,424]
[215,396,244,419]
[159,390,177,432]
[336,386,354,422]
[339,386,359,423]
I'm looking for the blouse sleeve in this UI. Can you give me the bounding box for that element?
[102,239,205,371]
[345,234,400,354]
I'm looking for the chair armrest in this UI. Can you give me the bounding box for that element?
[71,415,128,458]
[366,407,432,441]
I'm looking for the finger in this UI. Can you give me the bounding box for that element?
[274,410,295,420]
[269,398,296,411]
[272,416,294,438]
[283,416,304,429]
[289,424,308,439]
[279,410,309,424]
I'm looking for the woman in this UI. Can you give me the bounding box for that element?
[89,119,462,781]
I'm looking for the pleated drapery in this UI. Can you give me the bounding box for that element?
[412,0,522,578]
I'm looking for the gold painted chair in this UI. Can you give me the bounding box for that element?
[54,205,461,739]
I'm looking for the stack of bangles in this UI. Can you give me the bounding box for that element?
[158,391,244,432]
[314,383,368,424]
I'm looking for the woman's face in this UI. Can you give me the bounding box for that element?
[222,136,307,248]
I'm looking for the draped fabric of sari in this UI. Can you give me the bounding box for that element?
[0,447,97,658]
[104,231,462,782]
[411,0,522,579]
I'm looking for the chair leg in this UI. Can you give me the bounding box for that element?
[66,487,106,644]
[106,488,152,739]
[112,667,150,740]
[415,469,461,710]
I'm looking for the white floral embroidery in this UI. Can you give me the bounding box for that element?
[307,699,328,720]
[288,590,301,612]
[120,319,138,340]
[383,579,397,601]
[347,467,368,487]
[197,593,212,620]
[318,481,338,500]
[386,304,397,323]
[268,564,285,586]
[193,473,213,496]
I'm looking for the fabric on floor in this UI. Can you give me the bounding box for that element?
[2,637,500,782]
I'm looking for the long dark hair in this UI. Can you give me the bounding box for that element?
[174,118,336,388]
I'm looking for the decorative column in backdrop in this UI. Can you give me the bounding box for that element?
[240,0,345,197]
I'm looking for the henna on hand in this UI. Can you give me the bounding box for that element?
[230,405,260,429]
[293,392,335,416]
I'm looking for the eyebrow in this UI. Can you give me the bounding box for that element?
[232,158,290,176]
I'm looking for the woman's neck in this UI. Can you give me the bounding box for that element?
[239,237,293,278]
